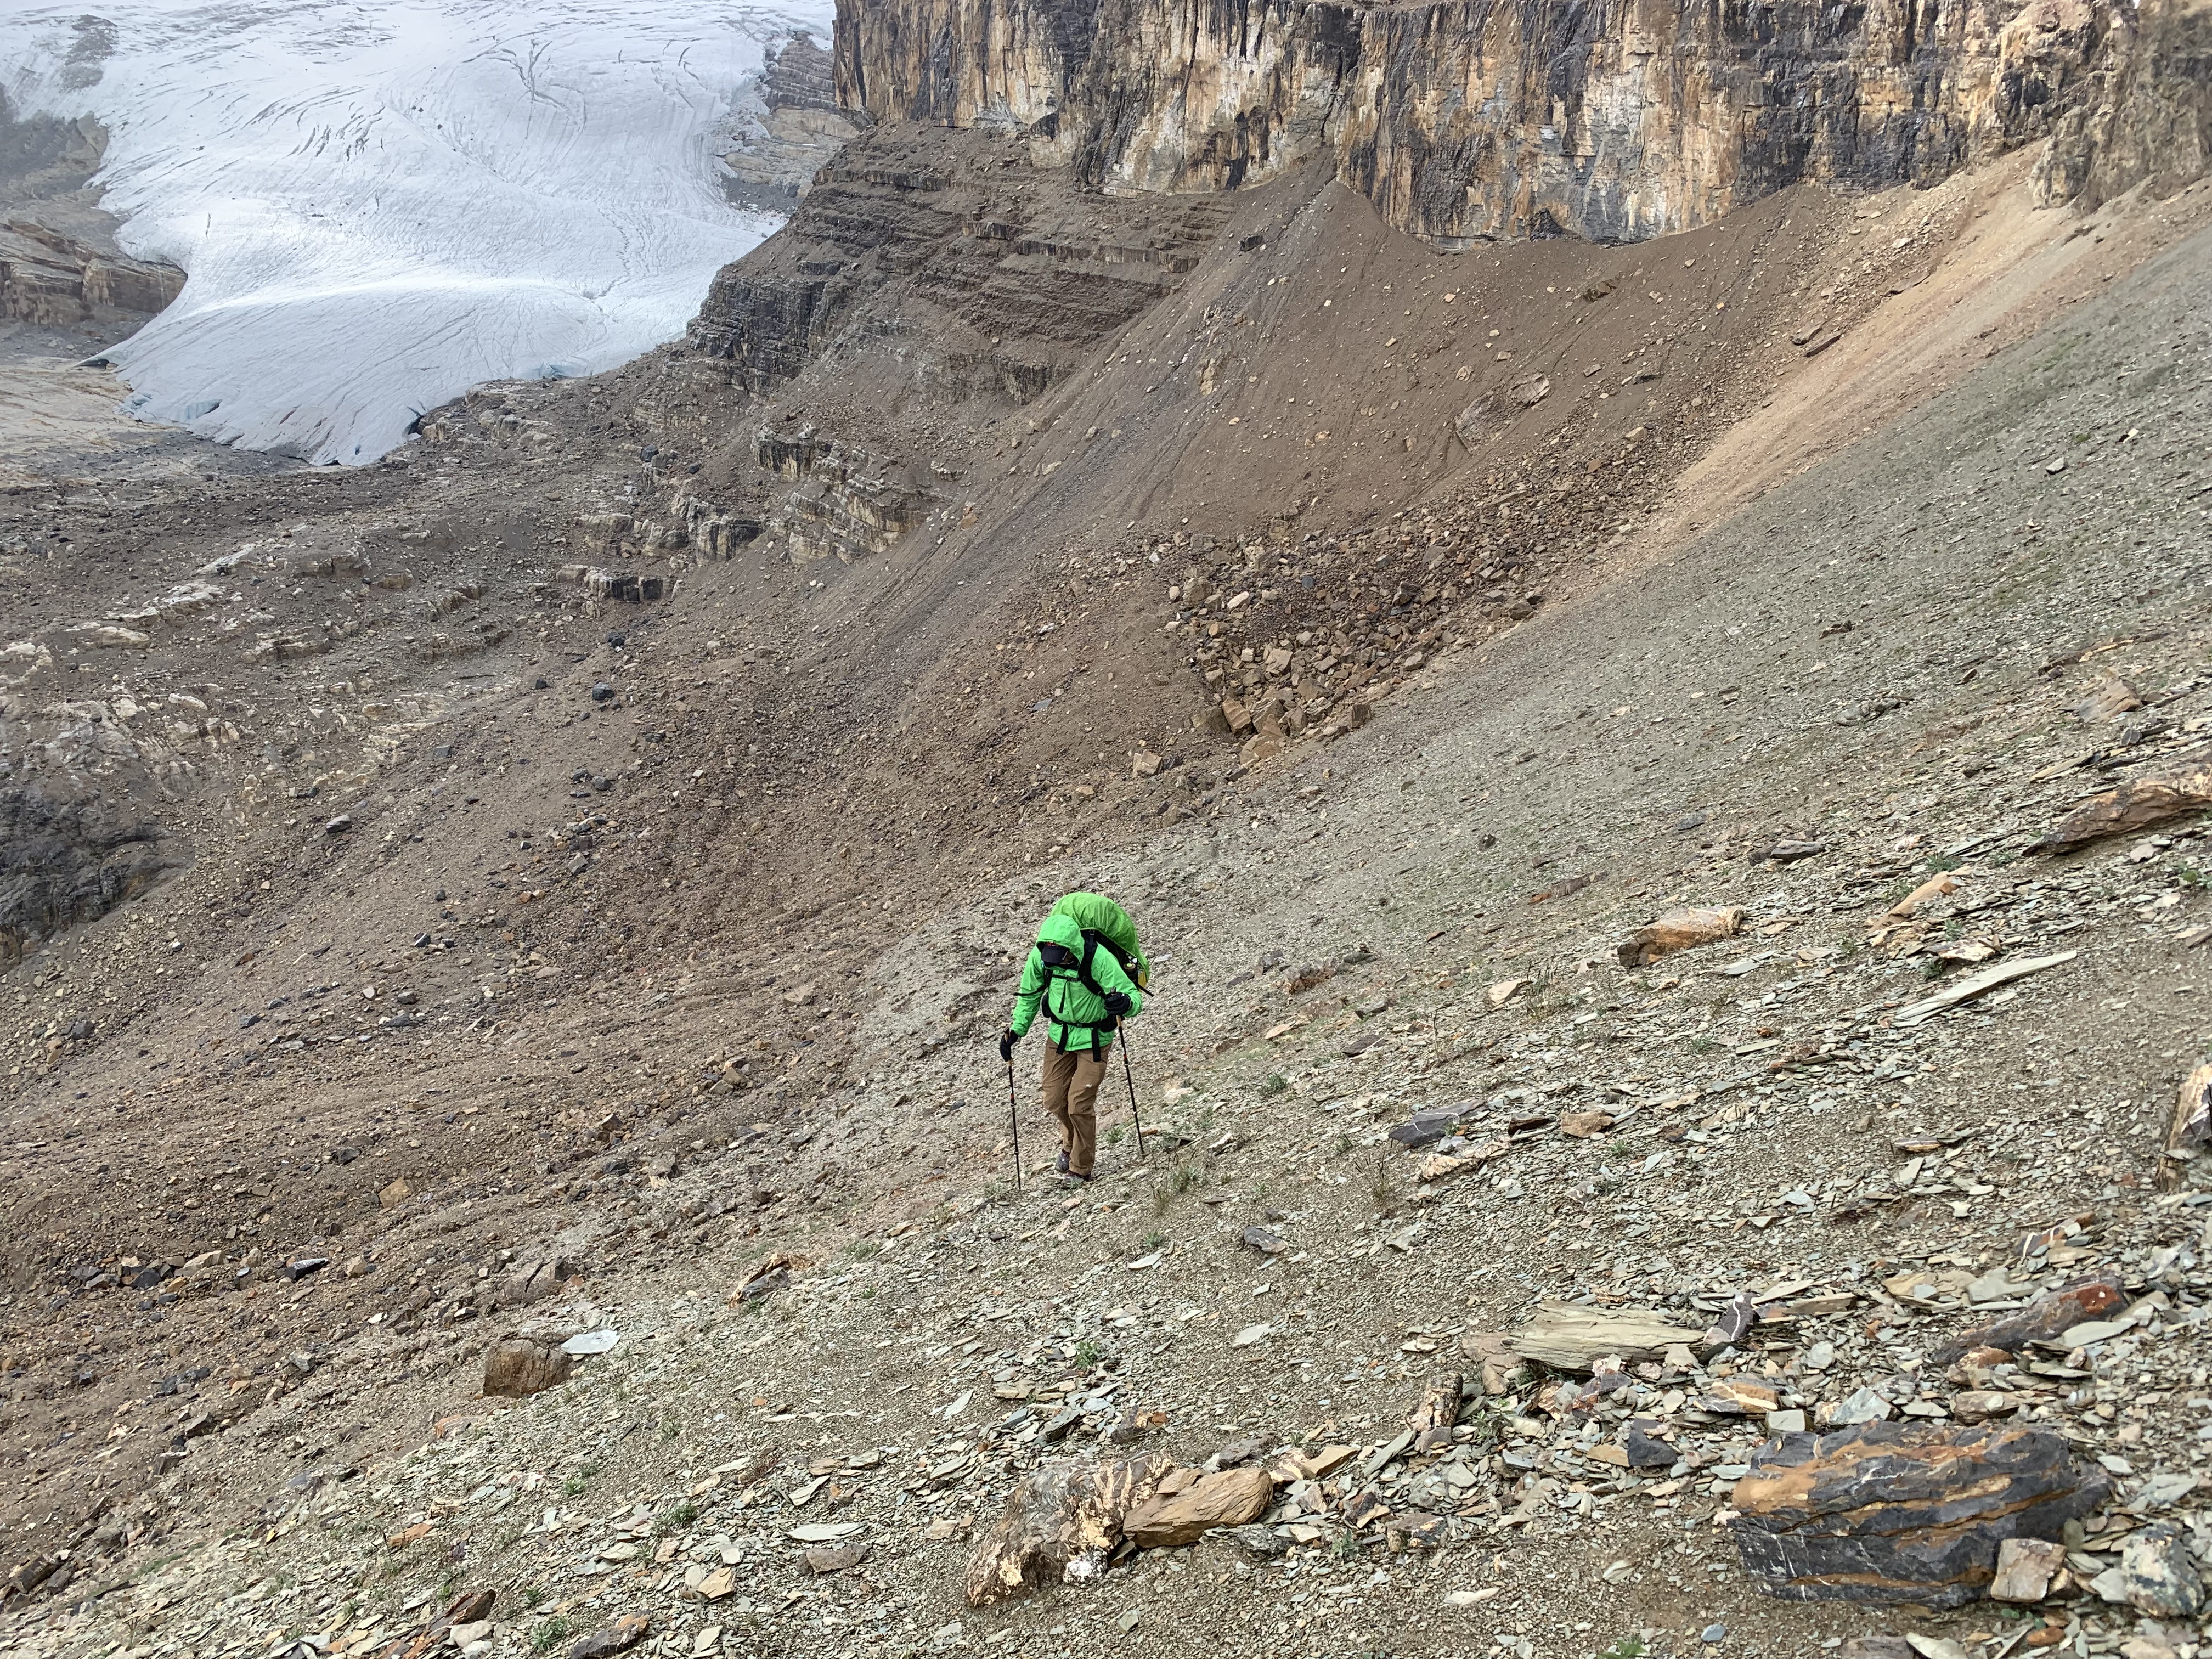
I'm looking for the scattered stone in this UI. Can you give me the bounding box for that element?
[2160,1062,2212,1188]
[1730,1423,2110,1606]
[2090,1520,2207,1616]
[377,1177,413,1208]
[567,1613,650,1659]
[1990,1537,2068,1603]
[1931,1274,2123,1363]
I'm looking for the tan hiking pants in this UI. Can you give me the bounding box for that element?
[1041,1037,1109,1177]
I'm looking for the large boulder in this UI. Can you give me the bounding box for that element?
[964,1454,1170,1605]
[482,1338,571,1398]
[1730,1423,2110,1607]
[1124,1467,1274,1548]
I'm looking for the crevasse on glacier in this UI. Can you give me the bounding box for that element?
[1,0,834,465]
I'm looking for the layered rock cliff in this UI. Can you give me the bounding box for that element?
[832,0,2145,242]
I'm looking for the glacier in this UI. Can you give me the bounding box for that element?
[0,0,834,465]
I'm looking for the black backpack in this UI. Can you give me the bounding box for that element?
[1036,931,1127,1052]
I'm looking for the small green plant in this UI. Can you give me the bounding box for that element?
[561,1460,601,1498]
[1689,1034,1717,1054]
[656,1501,699,1536]
[1600,1639,1647,1659]
[1925,853,1963,873]
[1594,1174,1622,1196]
[1170,1161,1202,1195]
[1105,1123,1127,1147]
[1140,1229,1167,1252]
[1369,1165,1396,1215]
[521,1585,546,1609]
[1259,1073,1289,1097]
[1329,1530,1361,1562]
[1606,1139,1638,1160]
[532,1615,575,1654]
[659,1413,681,1442]
[846,1238,881,1261]
[1459,1400,1505,1452]
[1335,1131,1356,1154]
[1074,1338,1102,1368]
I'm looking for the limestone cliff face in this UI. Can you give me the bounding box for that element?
[833,0,2136,241]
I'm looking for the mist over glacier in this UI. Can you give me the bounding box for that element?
[0,0,833,465]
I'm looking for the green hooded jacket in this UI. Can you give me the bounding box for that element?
[1047,891,1149,987]
[1009,910,1144,1054]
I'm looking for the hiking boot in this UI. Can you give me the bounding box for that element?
[1062,1170,1094,1184]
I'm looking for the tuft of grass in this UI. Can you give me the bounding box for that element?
[1105,1123,1127,1147]
[1369,1165,1396,1215]
[845,1238,881,1262]
[1925,853,1963,873]
[521,1585,546,1609]
[655,1500,699,1536]
[1335,1131,1357,1154]
[1259,1073,1289,1098]
[531,1615,575,1654]
[1329,1530,1361,1561]
[1170,1161,1203,1195]
[1075,1338,1102,1368]
[561,1460,600,1499]
[1140,1229,1167,1252]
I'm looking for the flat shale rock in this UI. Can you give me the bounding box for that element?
[1507,1301,1705,1372]
[1730,1422,2110,1606]
[964,1453,1171,1605]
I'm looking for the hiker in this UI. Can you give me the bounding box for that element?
[999,893,1147,1182]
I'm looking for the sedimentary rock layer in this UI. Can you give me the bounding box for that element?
[833,0,2146,241]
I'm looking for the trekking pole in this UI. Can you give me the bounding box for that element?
[1005,1057,1023,1195]
[1119,1029,1147,1156]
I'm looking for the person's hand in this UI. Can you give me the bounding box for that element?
[1104,992,1132,1018]
[998,1030,1017,1063]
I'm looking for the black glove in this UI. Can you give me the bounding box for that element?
[1104,992,1133,1018]
[998,1030,1017,1063]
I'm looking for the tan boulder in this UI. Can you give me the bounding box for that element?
[1124,1466,1273,1548]
[1616,906,1742,967]
[482,1337,571,1398]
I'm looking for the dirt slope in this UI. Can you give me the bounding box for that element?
[2,129,2211,1659]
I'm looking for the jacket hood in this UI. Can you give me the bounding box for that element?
[1036,912,1085,952]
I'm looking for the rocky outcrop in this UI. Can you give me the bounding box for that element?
[832,0,2149,242]
[2039,0,2212,208]
[685,124,1234,398]
[719,32,869,210]
[0,219,182,328]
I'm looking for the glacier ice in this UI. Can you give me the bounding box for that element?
[1,0,834,465]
